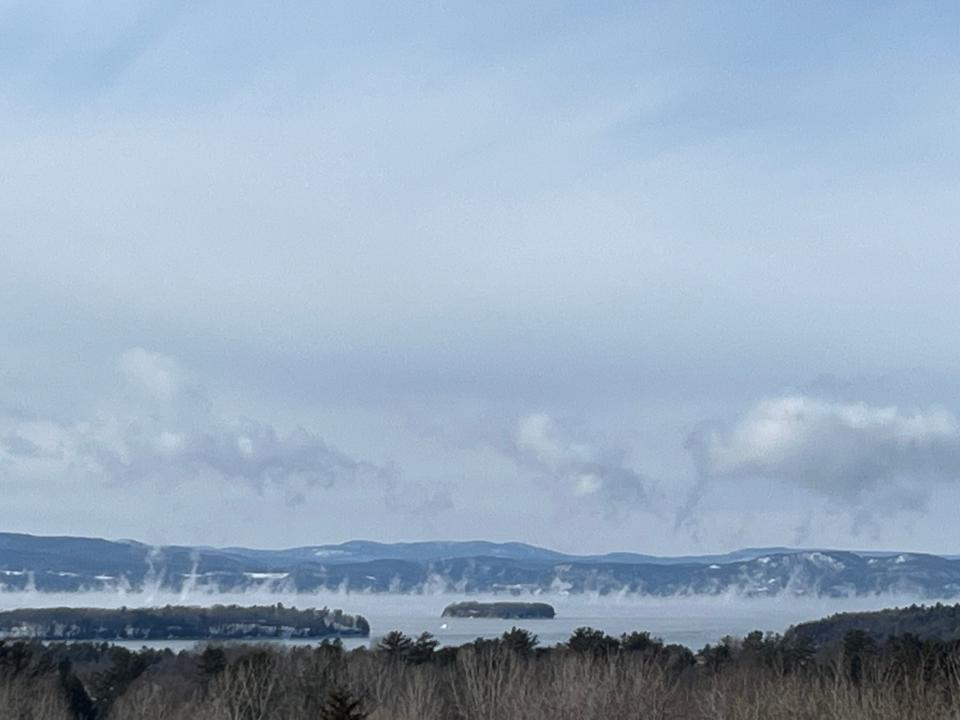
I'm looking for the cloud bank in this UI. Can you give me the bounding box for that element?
[687,395,960,511]
[0,348,393,501]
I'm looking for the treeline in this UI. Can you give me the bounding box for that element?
[0,604,369,640]
[788,602,960,647]
[441,601,556,619]
[6,624,960,719]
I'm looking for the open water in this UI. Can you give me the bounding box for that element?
[0,589,939,651]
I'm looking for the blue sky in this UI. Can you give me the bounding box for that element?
[0,1,958,553]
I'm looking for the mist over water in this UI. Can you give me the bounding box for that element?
[0,588,944,649]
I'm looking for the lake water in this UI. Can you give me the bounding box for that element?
[0,589,938,651]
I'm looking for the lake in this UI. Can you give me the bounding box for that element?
[0,588,937,651]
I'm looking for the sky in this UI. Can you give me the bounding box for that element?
[1,1,959,555]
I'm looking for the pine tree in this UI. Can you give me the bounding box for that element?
[408,632,439,664]
[319,686,368,720]
[198,646,227,684]
[501,627,539,655]
[375,630,414,658]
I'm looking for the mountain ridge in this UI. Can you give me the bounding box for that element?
[2,532,959,597]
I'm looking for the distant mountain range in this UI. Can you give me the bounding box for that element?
[2,532,960,598]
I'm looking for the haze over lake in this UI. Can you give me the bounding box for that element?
[0,589,943,650]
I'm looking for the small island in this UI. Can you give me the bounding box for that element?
[441,601,555,619]
[0,604,369,641]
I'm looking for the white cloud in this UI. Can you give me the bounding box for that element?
[513,412,649,505]
[574,472,603,497]
[116,346,186,401]
[688,395,960,505]
[1,348,393,498]
[516,413,594,471]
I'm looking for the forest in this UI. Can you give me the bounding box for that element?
[4,617,960,719]
[788,602,960,647]
[0,605,369,640]
[440,601,556,619]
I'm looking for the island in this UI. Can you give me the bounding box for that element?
[441,601,555,619]
[0,604,369,641]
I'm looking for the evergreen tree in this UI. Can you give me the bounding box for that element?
[620,631,662,654]
[408,632,439,664]
[198,646,227,686]
[89,646,149,715]
[567,627,619,656]
[58,659,96,720]
[501,627,539,655]
[376,630,414,658]
[319,686,368,720]
[843,629,876,685]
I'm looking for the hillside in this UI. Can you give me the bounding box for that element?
[2,532,960,597]
[787,603,960,647]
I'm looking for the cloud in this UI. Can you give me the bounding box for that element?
[1,433,44,458]
[0,348,394,500]
[513,412,650,506]
[116,346,187,401]
[83,416,391,494]
[2,4,958,551]
[687,395,960,508]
